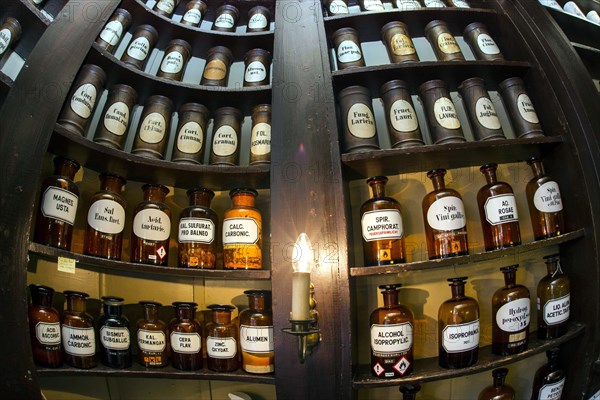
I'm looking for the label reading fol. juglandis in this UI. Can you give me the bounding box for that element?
[156,0,176,13]
[207,336,237,358]
[517,94,540,124]
[103,101,130,136]
[538,377,565,400]
[177,121,203,154]
[0,29,12,55]
[127,37,151,61]
[248,14,268,29]
[475,97,502,129]
[363,0,385,10]
[212,125,238,156]
[240,325,274,353]
[183,8,203,25]
[160,51,184,74]
[137,329,166,352]
[477,33,500,55]
[99,21,123,46]
[496,298,530,332]
[244,61,267,83]
[100,326,130,350]
[347,103,376,139]
[396,0,422,10]
[41,187,78,225]
[70,83,97,119]
[427,196,466,231]
[140,112,166,144]
[361,210,403,242]
[433,97,461,129]
[170,332,201,354]
[337,40,362,63]
[390,33,416,56]
[442,320,480,353]
[223,218,259,245]
[484,194,518,225]
[251,122,271,155]
[36,322,61,345]
[329,0,349,13]
[178,218,215,244]
[390,100,418,132]
[133,209,171,241]
[370,323,413,355]
[543,294,570,325]
[437,33,460,54]
[87,199,125,234]
[62,326,95,356]
[534,182,563,213]
[214,13,235,29]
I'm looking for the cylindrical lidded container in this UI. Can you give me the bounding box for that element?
[338,85,380,153]
[157,39,192,82]
[458,77,505,141]
[171,102,210,164]
[201,46,233,87]
[424,20,465,61]
[94,84,138,149]
[463,22,504,61]
[121,24,159,70]
[95,8,132,53]
[380,80,423,148]
[209,107,243,165]
[394,0,423,11]
[247,6,271,32]
[332,27,365,70]
[132,95,174,159]
[381,21,419,63]
[181,0,207,27]
[212,4,240,32]
[244,49,271,87]
[418,79,465,144]
[326,0,350,15]
[249,104,272,165]
[0,17,22,56]
[154,0,180,17]
[498,77,544,138]
[359,0,385,11]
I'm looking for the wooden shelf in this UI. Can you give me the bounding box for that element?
[28,242,272,280]
[0,70,14,101]
[545,7,600,49]
[572,42,600,79]
[1,0,50,60]
[349,229,584,277]
[352,322,585,388]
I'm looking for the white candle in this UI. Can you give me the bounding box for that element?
[291,233,314,321]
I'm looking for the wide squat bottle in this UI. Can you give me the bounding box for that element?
[477,163,521,251]
[178,188,218,268]
[131,184,171,266]
[370,284,414,378]
[360,176,406,266]
[537,254,570,340]
[137,301,168,368]
[530,347,565,400]
[422,169,469,259]
[492,265,530,355]
[34,156,80,250]
[206,304,239,372]
[84,173,127,260]
[28,284,62,367]
[239,290,274,374]
[526,157,564,240]
[223,188,262,269]
[97,296,131,368]
[438,277,480,369]
[478,368,515,400]
[169,302,203,371]
[61,291,96,369]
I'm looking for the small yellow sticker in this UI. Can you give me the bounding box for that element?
[57,257,76,274]
[189,256,199,267]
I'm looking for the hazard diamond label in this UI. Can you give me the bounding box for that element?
[373,363,385,376]
[393,357,410,375]
[157,246,167,260]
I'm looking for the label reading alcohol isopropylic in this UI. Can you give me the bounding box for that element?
[41,187,78,225]
[70,83,97,119]
[178,218,215,244]
[103,102,130,136]
[347,103,376,139]
[484,194,518,225]
[361,210,403,241]
[240,325,274,353]
[132,209,171,241]
[87,199,125,234]
[426,196,466,231]
[496,298,530,332]
[370,323,413,355]
[207,336,237,358]
[534,182,563,213]
[62,326,95,356]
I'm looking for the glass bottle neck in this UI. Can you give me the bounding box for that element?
[144,187,167,203]
[31,292,53,308]
[248,296,268,312]
[55,161,78,180]
[369,181,386,198]
[101,176,124,193]
[212,310,232,324]
[188,191,213,207]
[66,297,87,313]
[175,307,196,320]
[493,375,506,388]
[547,354,559,371]
[382,291,399,308]
[450,284,465,299]
[529,160,545,178]
[546,261,559,276]
[103,304,122,316]
[231,194,255,207]
[503,270,516,288]
[143,306,159,321]
[430,175,445,190]
[482,169,497,185]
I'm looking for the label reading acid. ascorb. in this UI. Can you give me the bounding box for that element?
[534,182,563,213]
[70,83,97,119]
[177,121,203,154]
[396,0,422,10]
[390,99,418,132]
[178,217,215,244]
[36,322,61,345]
[183,8,203,25]
[390,34,416,56]
[139,112,166,144]
[156,0,176,13]
[433,97,461,129]
[212,125,238,156]
[517,93,540,124]
[329,0,349,13]
[427,196,466,231]
[160,51,184,74]
[41,187,78,225]
[223,218,259,245]
[543,294,570,325]
[133,209,171,241]
[437,33,460,54]
[0,29,12,55]
[370,323,413,355]
[170,332,201,354]
[475,97,501,129]
[337,40,362,63]
[62,326,95,356]
[240,325,274,353]
[248,14,268,29]
[126,37,151,61]
[100,326,130,350]
[477,33,500,55]
[214,13,235,29]
[250,122,271,155]
[99,21,123,46]
[361,210,403,242]
[484,194,518,225]
[538,377,565,400]
[442,320,480,353]
[244,61,267,83]
[137,329,166,352]
[347,103,376,139]
[103,102,130,136]
[496,297,530,332]
[207,336,237,358]
[87,199,126,234]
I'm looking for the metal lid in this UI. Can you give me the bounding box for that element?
[172,301,198,308]
[498,77,525,91]
[207,304,235,311]
[133,24,159,40]
[229,188,258,197]
[418,79,448,94]
[165,38,192,58]
[139,300,162,307]
[332,27,359,42]
[424,19,449,36]
[426,168,447,179]
[144,94,174,110]
[378,283,402,291]
[380,79,409,96]
[214,106,242,120]
[142,183,170,195]
[102,296,125,306]
[186,187,215,197]
[338,85,371,99]
[179,102,210,116]
[63,290,90,298]
[458,77,485,91]
[207,45,233,63]
[244,48,272,62]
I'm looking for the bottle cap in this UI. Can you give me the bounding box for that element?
[102,296,124,306]
[172,301,198,308]
[480,163,498,172]
[207,304,235,312]
[426,168,447,179]
[244,290,272,297]
[63,290,90,298]
[447,276,468,285]
[543,253,560,263]
[229,188,258,197]
[492,367,509,378]
[29,284,55,295]
[378,283,402,291]
[500,264,519,272]
[366,176,388,185]
[142,183,170,195]
[139,300,162,307]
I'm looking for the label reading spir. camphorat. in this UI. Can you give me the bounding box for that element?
[361,210,403,242]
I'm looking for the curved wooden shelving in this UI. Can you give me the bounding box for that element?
[1,0,50,60]
[544,6,600,49]
[352,322,585,388]
[572,43,600,80]
[0,70,13,103]
[349,229,584,277]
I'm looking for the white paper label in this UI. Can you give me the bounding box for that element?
[33,0,44,4]
[451,0,470,7]
[244,61,267,83]
[178,218,215,244]
[100,326,130,350]
[214,13,235,29]
[477,34,500,55]
[156,0,175,13]
[183,8,203,24]
[0,29,11,55]
[240,325,274,353]
[484,194,519,225]
[87,199,126,234]
[427,196,466,231]
[543,294,570,325]
[396,0,422,10]
[251,122,271,156]
[133,209,171,241]
[100,21,123,46]
[564,1,586,17]
[126,37,151,61]
[534,182,563,213]
[207,336,237,358]
[496,298,530,332]
[538,378,565,400]
[390,100,418,132]
[434,97,461,129]
[137,329,166,352]
[160,51,184,74]
[36,322,61,345]
[70,83,97,119]
[475,97,502,129]
[103,101,130,136]
[361,210,403,241]
[223,218,259,245]
[587,10,600,23]
[517,94,540,124]
[177,121,203,154]
[212,125,238,156]
[538,0,562,10]
[424,0,447,7]
[363,0,384,10]
[442,320,480,353]
[370,323,413,354]
[248,14,268,29]
[170,332,201,354]
[140,112,167,144]
[347,103,376,138]
[62,326,95,356]
[329,0,350,13]
[41,187,78,225]
[337,40,362,63]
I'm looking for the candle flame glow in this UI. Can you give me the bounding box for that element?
[292,233,314,273]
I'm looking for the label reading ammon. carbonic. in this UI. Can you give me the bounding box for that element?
[347,103,376,138]
[62,326,95,356]
[41,187,78,225]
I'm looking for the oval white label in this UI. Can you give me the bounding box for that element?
[183,8,203,25]
[70,83,97,119]
[170,332,201,354]
[475,97,501,129]
[424,0,447,6]
[538,378,565,400]
[427,196,466,231]
[517,93,540,124]
[0,28,12,55]
[390,99,418,132]
[240,325,274,353]
[251,122,271,156]
[248,14,268,29]
[543,294,570,325]
[533,181,563,213]
[496,297,530,332]
[100,326,130,350]
[347,103,376,139]
[104,101,130,136]
[207,336,237,358]
[62,326,95,356]
[137,329,166,352]
[223,218,259,245]
[177,121,203,154]
[156,0,175,13]
[370,323,413,354]
[126,37,151,61]
[361,210,403,241]
[337,40,362,63]
[99,20,123,46]
[451,0,470,7]
[133,209,171,241]
[36,322,61,345]
[484,194,519,225]
[363,0,385,10]
[139,112,167,144]
[87,199,126,234]
[477,33,500,55]
[160,51,184,74]
[41,187,78,225]
[212,125,238,156]
[244,61,267,83]
[442,320,480,353]
[396,0,422,10]
[434,97,461,129]
[214,13,235,29]
[178,217,215,244]
[329,0,350,13]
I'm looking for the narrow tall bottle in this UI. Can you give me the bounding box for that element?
[438,277,480,369]
[526,157,564,240]
[131,184,171,266]
[537,254,570,339]
[422,169,469,259]
[137,301,168,368]
[370,284,414,378]
[169,302,202,371]
[178,188,218,269]
[478,368,515,400]
[97,296,131,368]
[28,284,62,367]
[492,265,530,355]
[360,176,406,266]
[61,291,96,369]
[530,348,565,400]
[239,290,274,374]
[206,304,239,372]
[477,163,521,251]
[223,188,262,269]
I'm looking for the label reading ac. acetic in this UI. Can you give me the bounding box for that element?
[70,83,97,119]
[212,125,238,156]
[390,34,416,56]
[434,97,461,129]
[177,121,203,154]
[207,336,237,358]
[62,326,95,356]
[240,325,274,353]
[160,51,184,74]
[427,196,466,231]
[337,40,362,63]
[36,322,61,346]
[137,329,166,352]
[543,294,570,325]
[251,122,271,155]
[244,61,267,83]
[475,97,502,129]
[179,218,215,244]
[370,323,413,355]
[361,210,403,242]
[41,187,78,225]
[396,0,422,10]
[0,29,12,55]
[329,0,349,13]
[538,378,565,400]
[517,94,540,124]
[183,8,203,25]
[223,218,259,245]
[133,209,171,241]
[442,320,480,353]
[484,194,518,225]
[214,13,235,29]
[496,297,530,332]
[140,112,166,144]
[87,199,125,234]
[99,21,123,46]
[390,99,418,132]
[534,182,563,213]
[170,332,201,354]
[437,33,460,54]
[248,14,268,29]
[477,33,500,55]
[347,103,376,139]
[100,326,130,350]
[127,37,151,61]
[104,101,130,136]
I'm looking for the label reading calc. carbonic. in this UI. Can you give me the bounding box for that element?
[100,326,130,350]
[103,101,130,136]
[41,187,78,225]
[170,332,201,354]
[87,199,126,234]
[178,218,215,244]
[223,218,259,245]
[543,294,570,325]
[127,37,150,61]
[496,298,530,332]
[337,40,362,63]
[534,182,563,213]
[62,326,95,356]
[36,322,61,345]
[538,378,565,400]
[132,209,171,241]
[99,21,123,46]
[426,196,466,231]
[361,210,403,242]
[207,336,237,358]
[370,323,413,355]
[484,194,518,225]
[347,103,376,138]
[70,83,97,119]
[441,320,480,353]
[240,325,274,353]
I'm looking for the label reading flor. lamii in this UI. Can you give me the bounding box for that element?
[140,112,166,144]
[177,121,203,154]
[477,33,500,55]
[361,210,403,241]
[390,33,416,56]
[517,93,540,124]
[223,218,259,245]
[99,21,123,46]
[437,33,460,54]
[160,51,184,74]
[137,329,166,352]
[427,196,466,231]
[178,218,215,244]
[36,322,61,345]
[475,97,502,129]
[434,97,461,129]
[127,37,150,61]
[484,194,518,225]
[370,323,413,355]
[543,294,570,325]
[133,209,171,241]
[212,125,238,156]
[390,100,418,132]
[41,187,78,225]
[496,298,530,332]
[87,199,125,234]
[240,325,274,353]
[170,332,201,354]
[207,336,237,358]
[534,181,563,213]
[104,102,129,136]
[100,326,130,350]
[337,40,362,63]
[442,320,480,353]
[245,61,267,83]
[251,122,271,155]
[62,326,95,356]
[347,103,376,138]
[70,83,97,119]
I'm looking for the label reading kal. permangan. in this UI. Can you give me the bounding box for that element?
[137,329,166,352]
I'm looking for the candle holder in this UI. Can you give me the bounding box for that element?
[282,317,320,364]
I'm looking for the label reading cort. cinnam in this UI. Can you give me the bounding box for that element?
[390,99,418,132]
[329,0,349,14]
[534,182,563,213]
[543,294,570,325]
[347,103,376,139]
[396,0,422,10]
[62,326,95,356]
[36,322,61,345]
[160,51,184,74]
[426,196,466,231]
[240,325,274,353]
[137,329,166,352]
[477,33,500,55]
[442,320,480,353]
[361,210,403,242]
[178,217,215,244]
[248,14,268,29]
[170,332,201,354]
[100,326,130,350]
[156,0,176,13]
[538,377,565,400]
[103,101,130,136]
[70,83,97,119]
[207,336,237,358]
[244,61,267,83]
[390,34,416,56]
[133,209,171,241]
[370,323,413,355]
[484,194,518,225]
[363,0,385,10]
[212,125,238,156]
[437,33,460,54]
[0,29,12,55]
[127,37,151,61]
[337,40,362,63]
[41,187,78,225]
[475,97,502,129]
[100,21,123,46]
[434,97,461,129]
[517,93,540,124]
[214,13,235,29]
[223,218,259,245]
[496,298,530,332]
[87,199,126,234]
[139,112,166,144]
[250,122,271,156]
[183,8,203,25]
[177,121,203,154]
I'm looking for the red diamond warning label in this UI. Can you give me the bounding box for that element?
[157,246,167,260]
[373,363,385,376]
[394,357,410,375]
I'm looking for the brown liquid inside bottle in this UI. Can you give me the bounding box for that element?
[84,173,127,260]
[206,304,239,372]
[34,157,80,250]
[422,169,469,259]
[239,290,274,374]
[223,188,262,269]
[438,277,479,369]
[169,302,202,371]
[131,184,171,266]
[530,347,565,400]
[369,284,414,378]
[492,265,530,356]
[28,284,63,367]
[477,163,521,251]
[61,291,96,369]
[526,157,565,240]
[137,301,168,367]
[478,368,516,400]
[537,254,570,340]
[360,176,406,266]
[178,188,218,268]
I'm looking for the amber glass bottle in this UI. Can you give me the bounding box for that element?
[438,277,479,369]
[137,301,168,367]
[400,384,421,400]
[526,157,565,240]
[537,254,570,340]
[530,347,565,400]
[28,284,62,367]
[178,188,218,269]
[239,290,274,374]
[360,176,406,266]
[206,304,239,372]
[422,169,469,259]
[97,296,131,368]
[61,291,96,369]
[223,188,262,269]
[370,284,414,378]
[169,302,202,371]
[478,368,515,400]
[492,265,530,356]
[84,173,127,260]
[34,157,80,250]
[477,163,521,251]
[131,184,171,266]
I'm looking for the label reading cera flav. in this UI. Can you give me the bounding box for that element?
[170,332,201,354]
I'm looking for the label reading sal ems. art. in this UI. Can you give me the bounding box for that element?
[361,210,403,242]
[427,196,466,231]
[41,187,78,225]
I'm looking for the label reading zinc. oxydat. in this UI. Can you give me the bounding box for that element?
[496,298,530,332]
[337,40,362,63]
[139,112,166,144]
[70,83,97,119]
[426,196,466,231]
[534,181,563,213]
[87,199,126,234]
[223,218,259,245]
[538,378,565,400]
[437,33,460,54]
[100,326,130,350]
[178,218,215,244]
[214,13,235,29]
[207,336,237,358]
[543,294,570,325]
[103,101,130,136]
[0,29,12,55]
[475,97,502,129]
[390,34,416,56]
[99,21,123,46]
[62,326,95,356]
[248,14,268,29]
[244,61,267,83]
[132,209,171,242]
[183,8,203,25]
[212,125,238,156]
[477,33,500,55]
[160,51,184,74]
[36,322,61,346]
[170,332,201,354]
[361,210,403,242]
[434,97,461,129]
[137,329,166,352]
[442,320,480,353]
[517,93,540,124]
[240,325,274,353]
[370,323,413,355]
[396,0,422,10]
[484,194,518,225]
[127,37,151,61]
[390,100,418,132]
[329,0,350,13]
[250,122,271,156]
[177,121,203,154]
[41,187,78,225]
[347,103,376,139]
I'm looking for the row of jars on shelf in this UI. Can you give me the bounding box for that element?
[324,0,474,16]
[28,285,274,373]
[0,17,21,59]
[541,0,600,24]
[35,158,264,269]
[333,20,504,69]
[339,76,543,153]
[360,159,563,264]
